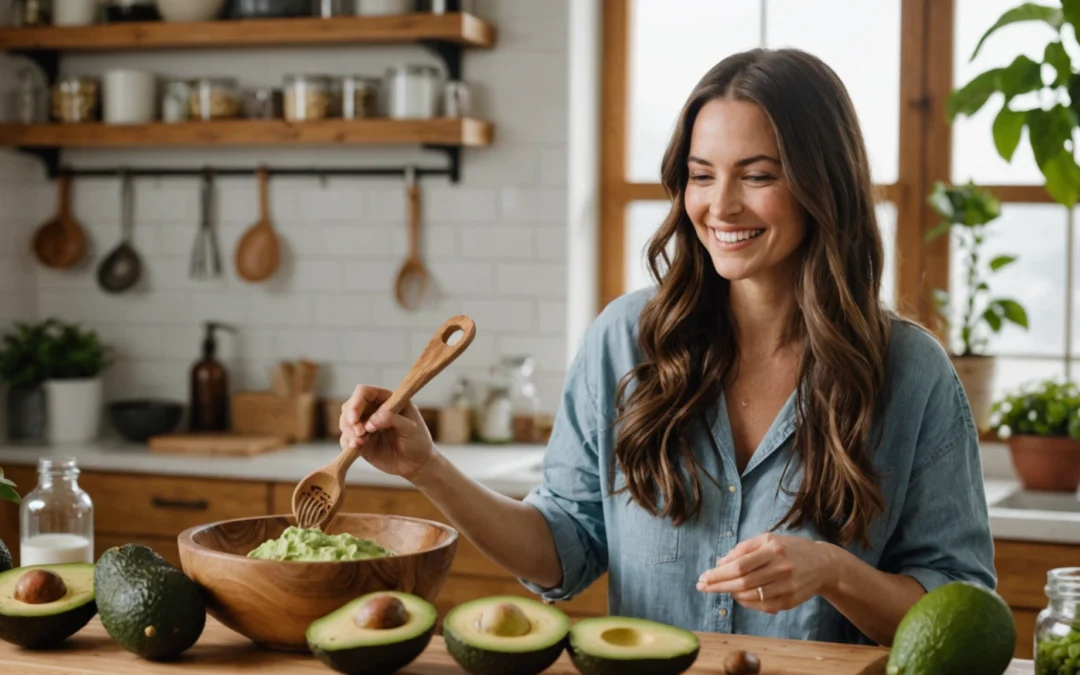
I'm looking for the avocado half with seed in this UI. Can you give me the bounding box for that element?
[307,591,437,675]
[0,563,97,648]
[443,595,571,675]
[569,616,700,675]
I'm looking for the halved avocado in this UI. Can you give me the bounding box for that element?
[307,591,436,675]
[443,595,570,675]
[0,563,97,648]
[568,616,700,675]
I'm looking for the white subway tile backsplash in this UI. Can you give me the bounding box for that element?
[532,228,566,260]
[248,293,315,326]
[389,223,459,260]
[322,365,379,399]
[461,299,535,332]
[540,149,569,187]
[537,301,567,330]
[314,294,376,327]
[423,189,499,223]
[283,259,344,291]
[342,261,399,293]
[323,226,392,258]
[340,330,411,365]
[496,263,566,297]
[190,293,253,325]
[371,295,464,329]
[497,335,566,376]
[501,189,569,223]
[276,329,342,362]
[429,262,495,296]
[461,226,533,259]
[303,183,364,222]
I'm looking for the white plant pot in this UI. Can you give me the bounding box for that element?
[951,355,996,431]
[44,377,102,444]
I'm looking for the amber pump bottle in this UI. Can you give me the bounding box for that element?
[190,321,236,432]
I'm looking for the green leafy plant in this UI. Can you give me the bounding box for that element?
[989,379,1080,440]
[0,318,112,388]
[0,468,19,505]
[926,181,1029,356]
[948,0,1080,206]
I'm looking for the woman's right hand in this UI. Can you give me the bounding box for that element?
[339,384,436,481]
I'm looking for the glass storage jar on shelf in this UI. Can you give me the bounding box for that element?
[161,78,192,122]
[333,75,380,119]
[284,75,332,121]
[1036,567,1080,673]
[19,457,94,566]
[189,78,241,121]
[477,366,513,445]
[501,355,543,443]
[52,76,100,123]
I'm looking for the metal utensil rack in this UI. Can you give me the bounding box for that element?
[56,160,457,183]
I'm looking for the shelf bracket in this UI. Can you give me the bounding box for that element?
[421,40,462,81]
[423,144,461,183]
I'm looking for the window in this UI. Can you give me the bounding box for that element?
[601,0,1075,402]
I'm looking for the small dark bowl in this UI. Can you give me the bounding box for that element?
[107,399,183,443]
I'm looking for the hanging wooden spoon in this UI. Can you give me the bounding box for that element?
[235,166,280,283]
[32,171,86,270]
[394,166,431,310]
[97,170,142,294]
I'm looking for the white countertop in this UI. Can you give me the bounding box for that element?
[3,438,1079,545]
[0,440,546,499]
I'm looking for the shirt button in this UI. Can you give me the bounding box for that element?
[726,530,734,538]
[718,608,728,617]
[728,485,736,493]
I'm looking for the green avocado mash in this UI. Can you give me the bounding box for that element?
[247,526,395,562]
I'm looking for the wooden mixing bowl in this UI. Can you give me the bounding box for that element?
[177,513,458,651]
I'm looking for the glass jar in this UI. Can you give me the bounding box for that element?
[19,457,94,566]
[384,64,441,119]
[190,77,240,120]
[284,75,332,121]
[1036,567,1080,671]
[501,355,543,443]
[242,87,283,119]
[478,366,514,444]
[13,0,53,26]
[333,75,380,119]
[161,78,191,122]
[52,76,100,124]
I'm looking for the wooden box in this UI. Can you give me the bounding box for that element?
[231,391,318,442]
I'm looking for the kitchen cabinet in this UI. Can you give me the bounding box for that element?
[994,538,1077,659]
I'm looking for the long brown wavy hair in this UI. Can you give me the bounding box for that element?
[613,48,891,549]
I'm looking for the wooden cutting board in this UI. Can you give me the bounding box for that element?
[147,433,287,456]
[0,615,1032,674]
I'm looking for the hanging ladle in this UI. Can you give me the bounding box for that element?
[97,169,142,294]
[32,170,86,270]
[235,165,280,283]
[394,166,432,310]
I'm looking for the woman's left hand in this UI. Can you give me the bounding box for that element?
[696,533,841,614]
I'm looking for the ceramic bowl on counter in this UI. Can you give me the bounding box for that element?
[156,0,226,21]
[107,398,183,442]
[177,513,458,650]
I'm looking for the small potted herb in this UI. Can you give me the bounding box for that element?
[37,319,113,444]
[0,321,53,441]
[926,181,1028,429]
[989,379,1080,492]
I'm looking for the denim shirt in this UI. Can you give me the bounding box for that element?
[519,289,996,645]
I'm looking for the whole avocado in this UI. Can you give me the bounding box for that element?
[0,538,11,574]
[95,544,206,661]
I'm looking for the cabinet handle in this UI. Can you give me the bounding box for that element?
[151,497,209,511]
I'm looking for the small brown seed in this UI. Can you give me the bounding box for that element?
[14,569,67,604]
[724,649,761,674]
[355,595,409,630]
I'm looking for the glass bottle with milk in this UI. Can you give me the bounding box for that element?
[20,457,94,566]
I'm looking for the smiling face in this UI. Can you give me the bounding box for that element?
[684,98,807,283]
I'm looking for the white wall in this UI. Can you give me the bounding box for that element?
[22,0,573,412]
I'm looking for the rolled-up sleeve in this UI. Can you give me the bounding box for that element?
[879,379,997,594]
[519,348,608,602]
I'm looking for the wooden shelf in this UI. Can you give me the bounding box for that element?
[0,13,496,52]
[0,118,493,149]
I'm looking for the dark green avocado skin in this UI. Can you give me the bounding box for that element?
[444,626,567,675]
[0,538,10,574]
[95,544,206,662]
[0,601,97,649]
[310,626,434,675]
[568,647,700,675]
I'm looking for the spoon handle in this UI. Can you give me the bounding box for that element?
[258,166,270,223]
[381,315,476,417]
[406,169,420,258]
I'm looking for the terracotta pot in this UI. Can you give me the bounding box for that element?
[952,355,995,430]
[1007,435,1080,492]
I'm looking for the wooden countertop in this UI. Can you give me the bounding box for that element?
[0,616,1035,674]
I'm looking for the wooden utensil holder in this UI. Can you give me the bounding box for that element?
[231,391,317,442]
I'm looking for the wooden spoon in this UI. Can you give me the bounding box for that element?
[292,315,477,530]
[235,166,280,283]
[394,167,431,310]
[32,172,86,270]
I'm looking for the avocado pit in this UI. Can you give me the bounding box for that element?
[355,594,410,631]
[724,649,761,674]
[475,600,532,638]
[14,569,68,605]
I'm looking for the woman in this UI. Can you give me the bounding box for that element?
[339,48,995,646]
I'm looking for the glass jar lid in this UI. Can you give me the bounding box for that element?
[1046,567,1080,601]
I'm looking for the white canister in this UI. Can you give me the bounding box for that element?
[103,69,157,124]
[53,0,101,26]
[44,377,102,444]
[384,64,441,119]
[356,0,413,15]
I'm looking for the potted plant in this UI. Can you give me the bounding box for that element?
[0,320,55,442]
[38,319,113,444]
[989,379,1080,492]
[925,181,1028,429]
[948,0,1080,206]
[0,468,18,571]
